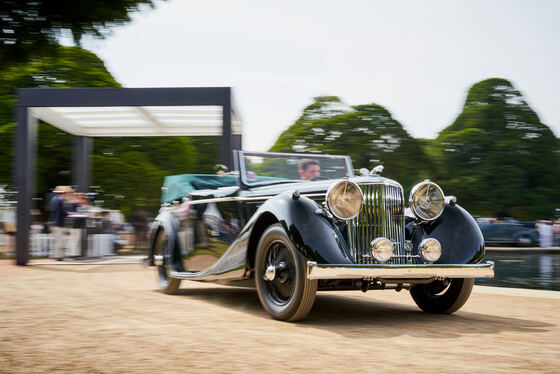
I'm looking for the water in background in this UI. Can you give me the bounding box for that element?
[476,252,560,291]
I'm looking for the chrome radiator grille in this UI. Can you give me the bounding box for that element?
[348,183,406,264]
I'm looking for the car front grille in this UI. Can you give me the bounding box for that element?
[348,183,406,264]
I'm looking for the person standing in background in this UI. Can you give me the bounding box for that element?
[65,191,83,257]
[48,186,70,260]
[537,220,553,248]
[552,220,560,247]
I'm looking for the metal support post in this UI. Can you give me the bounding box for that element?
[15,107,37,265]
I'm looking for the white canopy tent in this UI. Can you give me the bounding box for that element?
[15,87,242,265]
[31,105,242,137]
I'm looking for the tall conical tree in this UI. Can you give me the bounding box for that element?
[435,78,559,220]
[270,96,433,193]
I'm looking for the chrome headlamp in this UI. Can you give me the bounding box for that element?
[371,238,393,262]
[418,238,442,263]
[409,180,445,221]
[325,180,363,220]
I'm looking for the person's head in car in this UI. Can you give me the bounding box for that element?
[298,159,321,180]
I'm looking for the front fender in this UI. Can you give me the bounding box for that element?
[148,210,185,272]
[407,203,485,264]
[249,191,354,264]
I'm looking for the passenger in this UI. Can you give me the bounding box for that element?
[298,159,321,180]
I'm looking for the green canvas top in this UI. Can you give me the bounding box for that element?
[161,174,238,203]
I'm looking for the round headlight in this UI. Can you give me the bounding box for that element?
[371,238,393,262]
[325,180,363,220]
[419,238,442,263]
[409,180,445,221]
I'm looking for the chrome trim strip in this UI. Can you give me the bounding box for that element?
[184,196,274,205]
[169,192,326,206]
[306,261,495,280]
[169,268,246,281]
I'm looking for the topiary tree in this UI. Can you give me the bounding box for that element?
[434,78,560,220]
[270,96,434,194]
[0,46,201,218]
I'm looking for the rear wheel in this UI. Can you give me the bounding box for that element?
[516,236,533,247]
[153,232,181,294]
[410,278,474,314]
[255,224,317,321]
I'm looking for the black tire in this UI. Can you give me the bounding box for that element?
[255,224,317,321]
[153,232,181,294]
[516,236,533,247]
[409,278,474,314]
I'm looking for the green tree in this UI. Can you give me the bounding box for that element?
[0,46,205,218]
[270,96,433,194]
[0,0,162,66]
[434,78,560,220]
[0,46,121,189]
[92,136,199,216]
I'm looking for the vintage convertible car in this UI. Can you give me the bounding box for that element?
[148,151,494,321]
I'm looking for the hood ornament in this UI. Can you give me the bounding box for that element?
[371,165,384,175]
[358,165,383,176]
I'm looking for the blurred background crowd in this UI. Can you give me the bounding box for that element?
[0,184,150,259]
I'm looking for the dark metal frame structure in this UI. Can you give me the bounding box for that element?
[15,87,242,265]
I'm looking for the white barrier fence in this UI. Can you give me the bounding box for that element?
[0,232,116,257]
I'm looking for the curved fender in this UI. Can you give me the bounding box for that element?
[512,230,538,243]
[250,190,354,264]
[408,203,485,264]
[149,210,185,272]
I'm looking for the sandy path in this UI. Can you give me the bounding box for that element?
[0,264,558,373]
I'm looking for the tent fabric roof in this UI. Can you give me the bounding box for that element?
[31,105,242,137]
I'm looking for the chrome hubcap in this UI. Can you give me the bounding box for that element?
[262,241,296,305]
[264,265,276,281]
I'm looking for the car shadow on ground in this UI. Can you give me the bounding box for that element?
[30,264,146,273]
[172,285,554,338]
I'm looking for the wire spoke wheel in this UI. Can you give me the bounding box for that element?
[263,241,296,305]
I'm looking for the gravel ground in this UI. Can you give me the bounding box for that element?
[1,263,559,374]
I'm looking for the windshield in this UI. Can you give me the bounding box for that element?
[238,151,353,186]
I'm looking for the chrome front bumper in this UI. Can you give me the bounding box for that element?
[306,261,495,280]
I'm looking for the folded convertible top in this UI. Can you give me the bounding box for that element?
[161,174,238,203]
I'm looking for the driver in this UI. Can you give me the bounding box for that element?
[298,159,321,180]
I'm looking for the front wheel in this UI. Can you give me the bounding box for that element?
[153,232,181,294]
[255,224,317,321]
[409,278,474,314]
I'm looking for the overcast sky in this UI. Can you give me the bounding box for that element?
[81,0,560,152]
